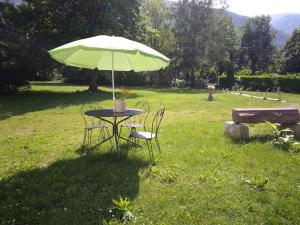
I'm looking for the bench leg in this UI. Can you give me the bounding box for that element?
[225,121,249,139]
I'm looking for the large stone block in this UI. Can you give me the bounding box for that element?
[290,124,300,140]
[232,108,300,124]
[225,121,249,139]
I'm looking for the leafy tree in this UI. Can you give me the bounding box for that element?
[240,16,275,75]
[138,0,174,86]
[172,0,214,87]
[283,28,300,73]
[0,2,35,94]
[2,0,140,92]
[207,10,238,87]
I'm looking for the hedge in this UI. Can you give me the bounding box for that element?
[219,74,300,93]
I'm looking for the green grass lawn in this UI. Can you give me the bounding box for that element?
[0,82,300,225]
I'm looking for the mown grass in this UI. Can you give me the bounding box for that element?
[0,82,299,225]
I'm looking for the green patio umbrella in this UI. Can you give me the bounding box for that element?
[48,35,170,100]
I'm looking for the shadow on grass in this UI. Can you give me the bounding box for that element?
[30,81,79,86]
[142,87,207,94]
[0,152,148,225]
[230,134,273,145]
[0,88,139,120]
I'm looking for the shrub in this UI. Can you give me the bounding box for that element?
[219,73,300,92]
[266,121,299,151]
[110,197,134,222]
[218,75,233,89]
[238,75,276,91]
[277,74,300,93]
[236,69,252,76]
[236,74,300,93]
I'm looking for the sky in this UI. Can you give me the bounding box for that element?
[170,0,300,16]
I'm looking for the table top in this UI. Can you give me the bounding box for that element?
[85,108,143,118]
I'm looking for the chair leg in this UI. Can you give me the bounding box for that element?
[155,137,161,153]
[88,129,93,148]
[98,128,104,142]
[105,127,113,147]
[119,126,124,142]
[83,129,87,146]
[85,129,91,155]
[146,139,154,164]
[126,127,137,145]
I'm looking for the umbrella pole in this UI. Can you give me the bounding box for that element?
[112,52,115,101]
[111,51,120,152]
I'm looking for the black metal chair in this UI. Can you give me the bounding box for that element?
[119,100,150,138]
[129,107,165,162]
[81,103,111,149]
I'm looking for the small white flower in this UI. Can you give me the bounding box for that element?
[245,180,251,185]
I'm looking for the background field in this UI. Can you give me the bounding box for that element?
[0,82,299,225]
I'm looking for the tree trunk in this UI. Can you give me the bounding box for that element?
[251,60,256,75]
[190,67,195,88]
[227,62,235,88]
[88,72,98,92]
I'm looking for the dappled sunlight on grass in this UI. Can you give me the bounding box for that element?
[0,83,299,224]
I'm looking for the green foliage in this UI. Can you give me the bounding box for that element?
[0,2,34,94]
[236,69,252,76]
[266,121,297,151]
[1,0,140,93]
[138,0,174,87]
[244,175,269,191]
[218,75,229,89]
[233,74,300,93]
[115,86,130,100]
[111,197,134,222]
[147,166,178,183]
[283,28,300,73]
[172,0,214,87]
[240,16,275,75]
[0,83,300,224]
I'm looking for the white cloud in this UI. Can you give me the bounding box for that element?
[169,0,300,16]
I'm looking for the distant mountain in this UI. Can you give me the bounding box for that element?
[226,11,249,27]
[165,0,174,7]
[271,13,300,35]
[273,29,290,47]
[1,0,22,5]
[226,11,291,47]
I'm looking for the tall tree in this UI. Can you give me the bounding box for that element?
[283,28,300,73]
[207,10,238,87]
[173,0,214,87]
[240,16,275,75]
[0,2,35,94]
[6,0,140,92]
[138,0,174,86]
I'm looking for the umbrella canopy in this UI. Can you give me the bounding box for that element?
[49,35,170,72]
[48,35,170,100]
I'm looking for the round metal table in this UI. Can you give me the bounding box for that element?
[85,108,143,151]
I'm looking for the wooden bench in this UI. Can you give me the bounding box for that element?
[225,107,300,139]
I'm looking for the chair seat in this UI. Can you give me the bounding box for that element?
[85,124,107,130]
[130,131,155,139]
[122,123,144,128]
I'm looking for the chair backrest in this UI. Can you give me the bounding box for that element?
[151,107,165,136]
[81,102,102,126]
[127,101,150,125]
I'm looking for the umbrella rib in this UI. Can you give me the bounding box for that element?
[63,50,89,67]
[96,52,103,70]
[125,54,135,71]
